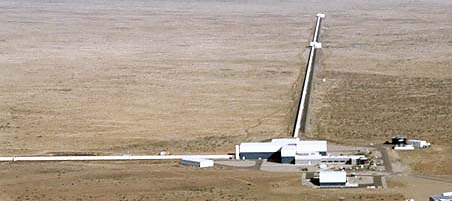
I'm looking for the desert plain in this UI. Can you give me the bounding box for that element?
[0,0,451,200]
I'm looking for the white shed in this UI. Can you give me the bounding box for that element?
[407,140,431,148]
[319,170,347,187]
[181,158,214,168]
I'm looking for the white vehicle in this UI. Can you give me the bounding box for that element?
[407,140,431,148]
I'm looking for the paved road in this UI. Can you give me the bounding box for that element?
[254,160,263,170]
[413,175,452,184]
[376,144,393,173]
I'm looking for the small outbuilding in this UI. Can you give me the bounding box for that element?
[181,158,214,168]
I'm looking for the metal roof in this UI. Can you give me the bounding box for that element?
[239,143,281,153]
[319,170,347,183]
[281,144,297,157]
[271,138,300,146]
[297,141,327,153]
[239,139,328,154]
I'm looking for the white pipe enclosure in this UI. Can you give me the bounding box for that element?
[293,13,325,138]
[0,155,233,162]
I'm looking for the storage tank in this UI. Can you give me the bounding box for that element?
[392,136,407,145]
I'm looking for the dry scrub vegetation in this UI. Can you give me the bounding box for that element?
[316,71,452,145]
[0,0,451,200]
[0,161,403,201]
[399,146,452,179]
[0,0,310,155]
[309,0,452,179]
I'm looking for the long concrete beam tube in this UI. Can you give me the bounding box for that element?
[293,13,325,138]
[312,13,325,43]
[0,154,233,162]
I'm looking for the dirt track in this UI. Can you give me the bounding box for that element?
[1,0,451,200]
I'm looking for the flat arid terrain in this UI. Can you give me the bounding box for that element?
[0,0,451,200]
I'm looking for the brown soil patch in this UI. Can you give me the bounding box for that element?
[0,161,403,201]
[399,145,452,179]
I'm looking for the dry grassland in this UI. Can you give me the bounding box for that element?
[0,161,403,201]
[307,0,452,180]
[0,0,311,155]
[0,0,451,200]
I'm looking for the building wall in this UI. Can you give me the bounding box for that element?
[295,159,321,165]
[239,152,280,160]
[429,196,452,201]
[181,160,201,167]
[280,157,295,164]
[319,182,346,187]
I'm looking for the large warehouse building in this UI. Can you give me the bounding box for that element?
[236,138,328,164]
[319,170,347,187]
[235,138,367,165]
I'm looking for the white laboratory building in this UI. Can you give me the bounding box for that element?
[236,138,328,164]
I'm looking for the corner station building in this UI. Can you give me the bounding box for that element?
[236,138,328,164]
